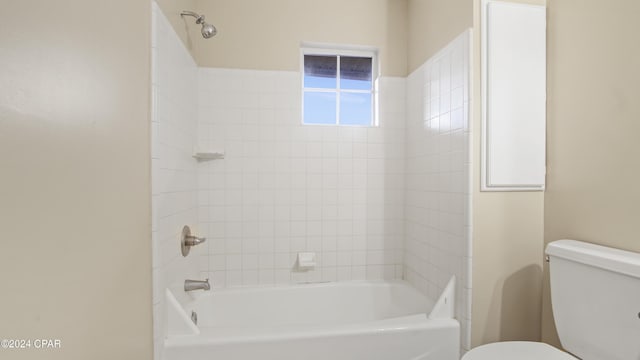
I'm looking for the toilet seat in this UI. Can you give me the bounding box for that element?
[462,341,577,360]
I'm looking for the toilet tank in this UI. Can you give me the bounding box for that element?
[546,240,640,360]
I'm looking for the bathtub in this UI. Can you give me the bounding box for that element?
[164,280,459,360]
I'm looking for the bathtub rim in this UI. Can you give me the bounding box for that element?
[165,314,459,347]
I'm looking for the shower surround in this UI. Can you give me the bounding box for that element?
[151,3,472,357]
[405,31,472,350]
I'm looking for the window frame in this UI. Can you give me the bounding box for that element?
[300,44,379,127]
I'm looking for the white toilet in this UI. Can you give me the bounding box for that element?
[463,239,640,360]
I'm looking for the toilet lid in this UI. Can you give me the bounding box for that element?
[462,342,578,360]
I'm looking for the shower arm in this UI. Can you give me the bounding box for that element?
[180,11,205,24]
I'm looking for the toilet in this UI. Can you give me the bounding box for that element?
[462,239,640,360]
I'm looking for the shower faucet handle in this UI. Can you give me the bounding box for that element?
[180,225,206,257]
[185,234,206,246]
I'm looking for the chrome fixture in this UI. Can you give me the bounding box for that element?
[181,225,206,257]
[184,279,211,292]
[180,10,217,39]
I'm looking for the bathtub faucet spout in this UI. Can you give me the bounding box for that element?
[184,278,211,292]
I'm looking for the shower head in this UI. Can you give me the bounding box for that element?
[180,11,217,39]
[200,22,217,39]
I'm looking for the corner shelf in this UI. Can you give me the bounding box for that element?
[192,151,225,161]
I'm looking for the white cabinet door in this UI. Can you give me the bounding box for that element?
[481,0,546,191]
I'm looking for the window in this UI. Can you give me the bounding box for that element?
[302,47,377,126]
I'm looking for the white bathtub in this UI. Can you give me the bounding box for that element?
[164,280,459,360]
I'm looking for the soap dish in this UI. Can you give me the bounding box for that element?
[297,252,316,270]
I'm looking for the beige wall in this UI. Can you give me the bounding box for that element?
[470,192,544,346]
[162,0,476,77]
[0,1,152,359]
[542,0,640,346]
[192,0,408,76]
[407,0,473,73]
[470,0,546,347]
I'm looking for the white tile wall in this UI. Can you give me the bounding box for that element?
[404,31,473,351]
[151,3,202,359]
[196,69,406,287]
